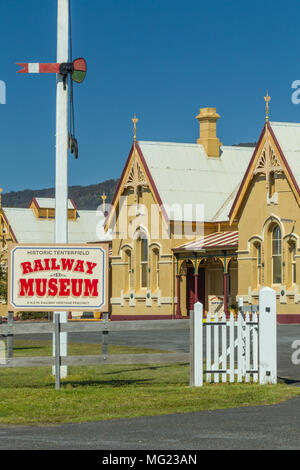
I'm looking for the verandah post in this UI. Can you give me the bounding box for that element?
[175,274,182,318]
[259,287,277,384]
[190,301,203,387]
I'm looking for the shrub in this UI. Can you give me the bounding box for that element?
[17,311,50,321]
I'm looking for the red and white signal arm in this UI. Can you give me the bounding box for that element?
[8,244,109,312]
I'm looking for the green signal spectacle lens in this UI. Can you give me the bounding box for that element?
[71,58,87,83]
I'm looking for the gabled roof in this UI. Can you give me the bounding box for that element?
[268,122,300,193]
[108,141,254,223]
[30,197,76,210]
[2,207,112,244]
[229,121,300,224]
[138,141,254,221]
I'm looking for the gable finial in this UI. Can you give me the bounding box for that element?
[264,91,271,122]
[132,114,138,142]
[101,192,107,214]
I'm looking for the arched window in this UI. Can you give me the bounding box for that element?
[151,247,159,291]
[255,242,262,286]
[289,241,296,286]
[124,249,132,292]
[139,235,148,288]
[272,225,282,284]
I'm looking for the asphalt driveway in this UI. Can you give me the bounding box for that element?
[1,397,300,450]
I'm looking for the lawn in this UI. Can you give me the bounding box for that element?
[0,339,300,426]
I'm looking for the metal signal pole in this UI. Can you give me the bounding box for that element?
[53,0,69,378]
[56,0,69,242]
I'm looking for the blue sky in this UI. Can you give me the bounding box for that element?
[1,0,300,192]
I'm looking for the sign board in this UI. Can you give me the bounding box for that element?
[208,295,224,320]
[8,244,109,312]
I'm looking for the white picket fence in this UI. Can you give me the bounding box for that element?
[190,287,277,386]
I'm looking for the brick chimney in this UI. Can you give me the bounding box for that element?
[196,107,221,157]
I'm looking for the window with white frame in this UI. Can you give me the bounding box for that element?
[256,242,262,286]
[151,247,159,291]
[139,236,148,289]
[125,249,132,292]
[272,225,282,284]
[289,240,297,285]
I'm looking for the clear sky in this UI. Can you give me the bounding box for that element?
[1,0,300,192]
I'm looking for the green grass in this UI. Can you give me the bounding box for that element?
[0,340,300,426]
[11,339,164,357]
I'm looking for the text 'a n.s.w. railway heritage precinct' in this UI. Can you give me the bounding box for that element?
[8,244,109,311]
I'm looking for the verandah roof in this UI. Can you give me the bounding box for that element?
[173,231,239,252]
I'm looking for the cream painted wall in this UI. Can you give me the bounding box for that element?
[237,169,300,315]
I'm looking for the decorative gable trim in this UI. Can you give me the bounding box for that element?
[124,152,148,191]
[228,125,265,224]
[105,142,169,231]
[253,143,283,178]
[229,122,300,224]
[267,123,300,199]
[0,210,18,243]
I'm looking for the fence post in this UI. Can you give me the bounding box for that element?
[102,312,109,356]
[238,297,246,378]
[7,311,14,361]
[54,313,61,390]
[259,287,277,384]
[190,302,203,387]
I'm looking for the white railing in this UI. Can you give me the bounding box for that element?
[190,287,277,386]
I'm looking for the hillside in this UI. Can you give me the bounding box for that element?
[2,179,119,210]
[2,142,256,210]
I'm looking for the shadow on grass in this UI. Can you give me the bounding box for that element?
[100,362,188,376]
[278,376,300,386]
[55,378,153,388]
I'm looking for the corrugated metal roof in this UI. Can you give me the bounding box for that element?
[2,207,112,244]
[174,231,239,251]
[269,121,300,189]
[138,141,254,222]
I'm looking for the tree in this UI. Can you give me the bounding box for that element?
[0,251,8,303]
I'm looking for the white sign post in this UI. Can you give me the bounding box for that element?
[259,287,277,384]
[190,301,203,387]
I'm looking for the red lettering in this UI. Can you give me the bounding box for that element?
[74,260,85,273]
[71,279,83,297]
[84,279,99,297]
[19,277,99,300]
[61,258,75,271]
[33,259,44,272]
[21,262,33,275]
[48,278,58,296]
[35,278,47,296]
[19,278,34,296]
[43,259,51,270]
[59,279,70,296]
[51,258,60,270]
[86,261,97,275]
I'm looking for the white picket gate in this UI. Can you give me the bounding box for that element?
[190,287,277,386]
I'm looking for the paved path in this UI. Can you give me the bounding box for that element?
[1,323,300,450]
[1,397,300,450]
